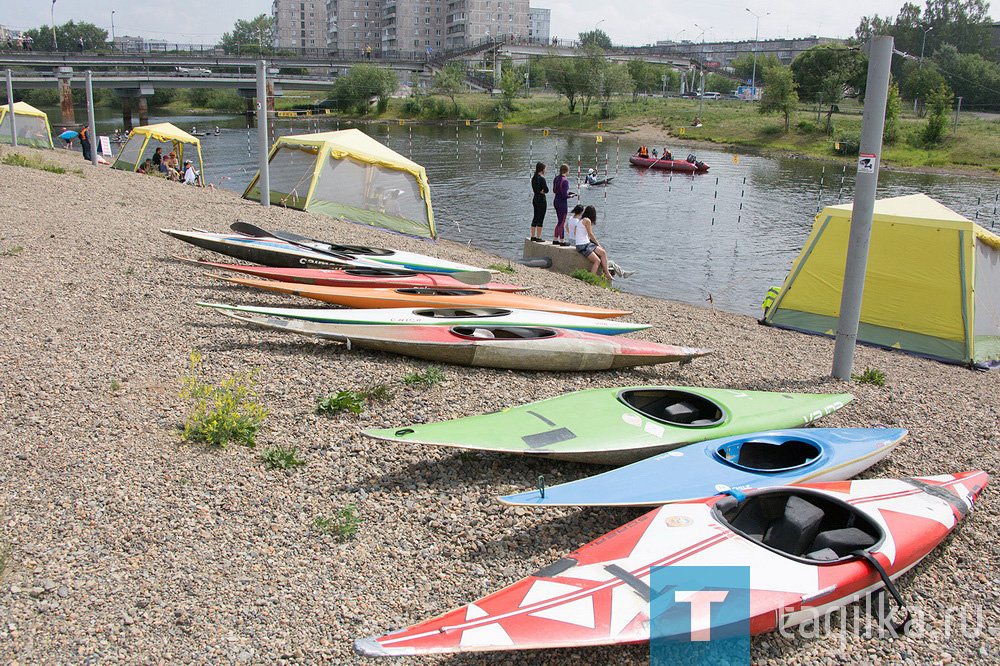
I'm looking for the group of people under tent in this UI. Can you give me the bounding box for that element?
[137,146,200,185]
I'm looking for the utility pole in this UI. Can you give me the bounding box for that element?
[255,60,270,207]
[831,36,894,380]
[51,0,59,51]
[85,70,97,166]
[746,7,769,100]
[5,70,16,148]
[954,96,962,134]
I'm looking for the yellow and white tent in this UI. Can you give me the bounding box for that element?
[243,128,435,239]
[111,122,203,181]
[762,193,1000,368]
[0,101,54,149]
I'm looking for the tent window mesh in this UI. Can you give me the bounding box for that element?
[0,113,51,148]
[313,155,428,227]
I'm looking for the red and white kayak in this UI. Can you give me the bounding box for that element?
[221,311,709,370]
[629,155,709,172]
[355,471,987,656]
[176,257,528,292]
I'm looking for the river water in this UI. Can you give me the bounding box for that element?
[79,108,1000,316]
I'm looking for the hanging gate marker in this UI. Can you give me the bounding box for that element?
[738,176,746,224]
[711,177,719,225]
[817,165,826,212]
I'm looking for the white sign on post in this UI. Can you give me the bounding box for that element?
[99,135,112,156]
[858,153,877,173]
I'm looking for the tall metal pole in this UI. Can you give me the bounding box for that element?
[111,11,116,52]
[746,8,769,98]
[85,70,97,166]
[5,70,16,148]
[831,35,894,380]
[51,0,59,51]
[255,60,270,207]
[954,96,962,134]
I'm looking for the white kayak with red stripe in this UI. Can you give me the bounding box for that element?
[355,471,987,657]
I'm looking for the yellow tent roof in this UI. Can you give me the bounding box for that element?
[130,122,200,145]
[274,128,425,175]
[2,101,49,119]
[823,192,1000,249]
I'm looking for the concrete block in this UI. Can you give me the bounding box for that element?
[522,238,592,275]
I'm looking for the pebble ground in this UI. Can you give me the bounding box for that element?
[1,146,997,665]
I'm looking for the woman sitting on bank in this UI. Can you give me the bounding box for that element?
[567,204,613,281]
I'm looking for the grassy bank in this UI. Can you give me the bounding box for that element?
[322,91,1000,174]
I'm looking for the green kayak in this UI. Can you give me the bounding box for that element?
[364,386,853,464]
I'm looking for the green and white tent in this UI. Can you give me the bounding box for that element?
[762,194,1000,368]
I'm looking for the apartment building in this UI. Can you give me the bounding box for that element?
[328,0,383,56]
[528,7,550,45]
[382,0,446,56]
[272,0,329,55]
[445,0,531,49]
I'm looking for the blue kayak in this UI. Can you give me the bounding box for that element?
[59,130,79,140]
[499,427,906,507]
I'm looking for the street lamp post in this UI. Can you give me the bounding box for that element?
[746,7,769,100]
[111,11,116,53]
[914,26,934,112]
[51,0,58,51]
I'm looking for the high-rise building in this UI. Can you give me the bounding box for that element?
[328,0,384,57]
[272,0,328,55]
[528,7,549,45]
[382,0,446,57]
[445,1,530,49]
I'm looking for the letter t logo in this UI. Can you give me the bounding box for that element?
[674,590,730,641]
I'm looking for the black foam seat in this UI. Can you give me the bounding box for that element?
[805,547,840,562]
[762,496,825,556]
[689,419,716,426]
[808,527,876,557]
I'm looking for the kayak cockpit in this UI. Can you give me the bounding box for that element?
[396,288,486,296]
[713,489,884,564]
[618,389,725,427]
[450,326,558,340]
[414,307,513,318]
[343,267,419,277]
[714,437,822,474]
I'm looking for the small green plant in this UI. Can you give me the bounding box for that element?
[570,269,611,289]
[312,505,361,541]
[0,542,9,580]
[0,246,23,257]
[261,444,306,470]
[488,262,516,274]
[851,366,887,387]
[401,366,445,387]
[180,352,268,448]
[109,379,122,392]
[1,152,67,174]
[315,390,368,415]
[364,382,395,402]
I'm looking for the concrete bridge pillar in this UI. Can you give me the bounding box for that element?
[137,96,149,126]
[121,96,133,132]
[56,67,75,125]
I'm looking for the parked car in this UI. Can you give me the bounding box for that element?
[176,67,212,76]
[680,91,699,98]
[702,92,722,99]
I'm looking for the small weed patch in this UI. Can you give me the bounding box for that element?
[401,366,445,387]
[261,444,306,470]
[851,366,887,386]
[0,542,9,580]
[110,379,122,392]
[2,152,67,174]
[315,382,394,416]
[1,246,23,257]
[570,269,611,289]
[312,505,361,541]
[364,382,395,402]
[180,352,268,448]
[488,262,516,274]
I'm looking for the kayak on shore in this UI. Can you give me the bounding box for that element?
[499,427,907,506]
[215,275,634,319]
[364,386,853,464]
[198,302,652,335]
[219,312,711,371]
[355,472,987,657]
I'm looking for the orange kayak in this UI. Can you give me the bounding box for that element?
[216,276,632,319]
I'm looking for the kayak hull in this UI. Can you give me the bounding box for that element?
[500,428,906,506]
[364,386,854,464]
[355,472,987,656]
[216,275,633,319]
[198,302,651,336]
[219,312,710,371]
[180,258,527,292]
[629,155,709,172]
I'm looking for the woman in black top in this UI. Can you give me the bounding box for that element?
[530,162,548,242]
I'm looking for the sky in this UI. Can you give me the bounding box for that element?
[4,1,995,46]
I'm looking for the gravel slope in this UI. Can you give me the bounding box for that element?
[0,146,997,665]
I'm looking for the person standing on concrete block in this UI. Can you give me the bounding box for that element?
[552,163,576,246]
[529,162,548,242]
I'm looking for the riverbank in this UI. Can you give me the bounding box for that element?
[1,146,998,664]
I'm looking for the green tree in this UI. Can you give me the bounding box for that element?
[932,43,1000,110]
[432,62,466,115]
[220,15,275,56]
[791,44,868,129]
[901,61,946,115]
[578,29,612,50]
[24,21,107,51]
[499,65,523,107]
[626,59,650,101]
[544,56,587,113]
[758,65,799,131]
[597,62,633,118]
[730,54,781,84]
[579,45,607,114]
[883,81,902,144]
[921,82,954,144]
[332,65,398,114]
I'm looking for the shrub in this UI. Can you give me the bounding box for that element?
[851,366,887,387]
[2,152,66,174]
[312,505,361,541]
[833,132,860,156]
[180,352,268,448]
[796,120,818,134]
[315,390,367,416]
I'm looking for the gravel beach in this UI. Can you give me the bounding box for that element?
[1,146,997,665]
